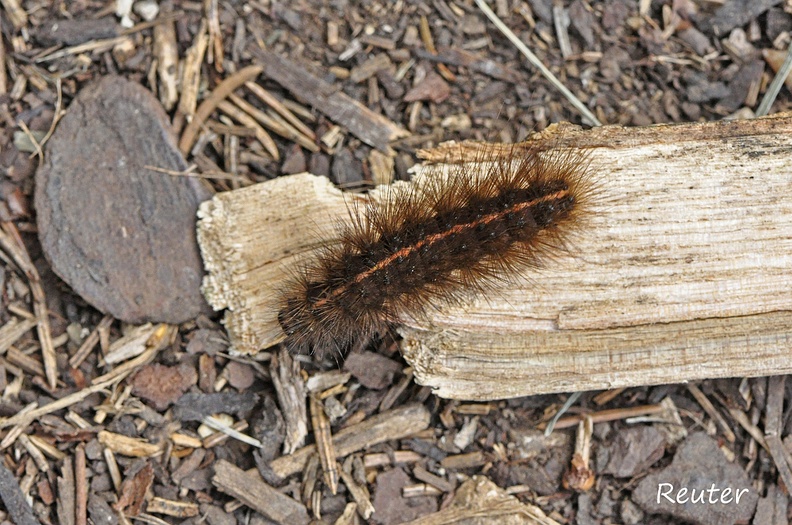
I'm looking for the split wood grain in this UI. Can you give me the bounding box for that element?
[198,115,792,399]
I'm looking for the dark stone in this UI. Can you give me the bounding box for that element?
[331,147,363,186]
[308,152,330,177]
[34,18,118,46]
[577,492,598,525]
[403,72,451,104]
[632,433,758,525]
[88,493,119,525]
[597,426,666,478]
[371,468,438,524]
[528,0,553,24]
[173,391,259,422]
[185,329,227,356]
[602,0,630,33]
[677,27,715,57]
[35,76,213,324]
[599,47,631,84]
[569,0,596,48]
[281,144,307,175]
[695,0,783,36]
[252,395,285,466]
[344,351,402,390]
[766,8,792,42]
[716,60,765,113]
[683,72,730,103]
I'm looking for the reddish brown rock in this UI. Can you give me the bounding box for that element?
[35,76,213,324]
[131,363,197,411]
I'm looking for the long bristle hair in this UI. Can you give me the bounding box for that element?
[278,143,594,358]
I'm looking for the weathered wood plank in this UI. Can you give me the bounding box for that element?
[198,115,792,399]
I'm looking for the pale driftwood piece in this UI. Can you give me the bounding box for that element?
[402,476,560,525]
[212,459,310,525]
[198,115,792,399]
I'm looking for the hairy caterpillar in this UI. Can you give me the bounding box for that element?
[278,143,593,358]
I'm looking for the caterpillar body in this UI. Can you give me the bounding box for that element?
[278,144,592,358]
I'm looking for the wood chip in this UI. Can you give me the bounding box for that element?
[0,223,57,389]
[115,463,153,516]
[217,99,280,160]
[212,459,310,525]
[153,12,178,111]
[146,497,199,518]
[74,444,87,525]
[349,53,392,83]
[687,383,736,443]
[68,315,113,369]
[98,431,163,458]
[0,317,37,355]
[338,466,375,520]
[251,48,409,152]
[175,20,208,130]
[56,458,75,525]
[271,347,307,455]
[0,0,28,29]
[440,451,487,470]
[310,394,339,494]
[228,92,318,152]
[244,80,318,141]
[270,403,430,479]
[0,375,128,430]
[179,65,263,155]
[33,17,119,47]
